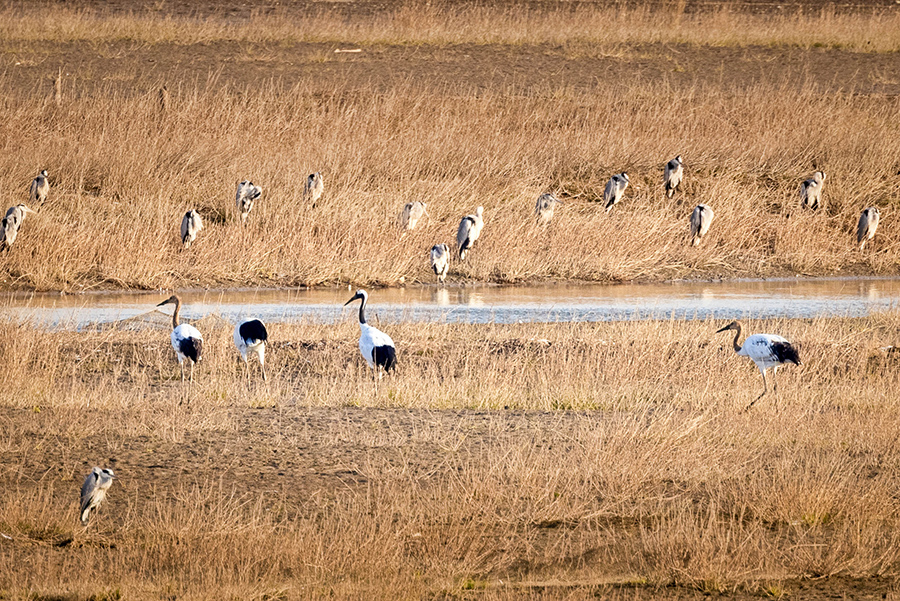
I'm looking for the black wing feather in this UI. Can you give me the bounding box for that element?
[239,319,268,345]
[373,345,397,372]
[180,337,203,363]
[772,341,801,365]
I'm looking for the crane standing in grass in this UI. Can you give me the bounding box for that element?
[30,170,49,207]
[303,172,324,206]
[534,193,562,225]
[1,204,35,251]
[457,206,484,260]
[857,207,880,250]
[716,320,801,410]
[604,172,629,213]
[80,467,115,526]
[235,181,262,226]
[180,210,203,249]
[430,243,450,283]
[345,289,396,379]
[664,156,683,198]
[157,295,203,383]
[400,201,428,231]
[689,204,714,246]
[800,171,826,210]
[234,319,269,382]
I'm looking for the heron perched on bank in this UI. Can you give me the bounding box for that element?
[535,193,562,225]
[234,319,269,382]
[180,210,203,249]
[857,207,880,250]
[400,201,427,231]
[1,204,35,251]
[30,170,49,207]
[157,295,203,383]
[457,206,484,260]
[664,156,683,198]
[345,289,396,378]
[604,172,629,213]
[716,320,801,410]
[430,243,450,283]
[800,171,826,210]
[303,172,324,206]
[689,204,714,246]
[80,467,115,526]
[235,181,262,226]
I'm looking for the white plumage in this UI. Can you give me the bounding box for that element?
[664,156,683,198]
[604,172,629,213]
[430,243,450,283]
[180,210,203,249]
[157,295,203,383]
[534,193,562,225]
[1,204,35,251]
[689,204,714,246]
[717,320,801,410]
[800,171,826,210]
[234,318,269,381]
[80,467,115,526]
[857,207,880,250]
[235,180,262,226]
[456,206,484,260]
[30,170,49,206]
[344,289,396,378]
[303,172,324,206]
[400,201,427,231]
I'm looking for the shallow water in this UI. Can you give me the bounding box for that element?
[2,278,899,329]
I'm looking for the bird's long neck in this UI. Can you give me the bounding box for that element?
[172,298,181,329]
[731,323,742,353]
[358,297,367,325]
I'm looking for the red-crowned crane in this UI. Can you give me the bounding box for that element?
[430,243,450,283]
[690,204,714,246]
[800,171,826,210]
[857,207,880,250]
[80,467,115,526]
[604,172,629,213]
[456,206,484,260]
[180,210,203,249]
[30,170,49,207]
[344,289,396,379]
[157,295,203,383]
[234,318,269,382]
[716,320,801,410]
[664,156,683,198]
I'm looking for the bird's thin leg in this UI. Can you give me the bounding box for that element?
[745,371,768,412]
[261,360,267,382]
[180,362,185,383]
[190,361,194,384]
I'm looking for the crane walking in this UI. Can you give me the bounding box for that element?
[344,289,396,378]
[234,319,269,381]
[157,295,203,383]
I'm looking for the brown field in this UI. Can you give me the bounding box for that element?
[2,311,900,599]
[0,1,898,291]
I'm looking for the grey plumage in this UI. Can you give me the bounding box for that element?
[664,156,683,198]
[400,201,427,231]
[430,243,450,283]
[689,204,714,246]
[80,467,115,526]
[604,172,630,213]
[30,170,49,206]
[180,209,203,249]
[534,193,562,225]
[456,206,484,261]
[235,181,262,225]
[303,172,324,206]
[857,207,880,250]
[1,204,35,251]
[800,171,826,210]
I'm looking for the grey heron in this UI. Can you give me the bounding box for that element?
[430,243,450,283]
[716,321,801,410]
[303,172,324,206]
[534,193,562,225]
[1,204,35,251]
[345,290,396,378]
[157,295,203,383]
[604,172,629,213]
[180,210,203,249]
[457,206,484,260]
[400,201,427,231]
[80,467,115,526]
[664,156,683,198]
[800,171,826,210]
[235,181,262,226]
[234,319,269,382]
[857,207,880,250]
[689,204,714,246]
[29,170,49,207]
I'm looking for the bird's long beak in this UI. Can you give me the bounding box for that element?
[715,325,730,334]
[344,294,359,306]
[22,206,36,214]
[156,300,169,307]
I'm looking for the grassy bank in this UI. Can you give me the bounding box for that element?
[1,313,899,598]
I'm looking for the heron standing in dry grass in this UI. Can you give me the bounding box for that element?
[664,156,683,198]
[430,243,450,283]
[689,204,714,246]
[1,204,35,251]
[157,295,203,383]
[716,320,801,410]
[800,171,826,210]
[457,206,484,260]
[857,207,880,250]
[400,201,427,231]
[604,172,629,213]
[235,180,262,226]
[180,210,203,249]
[80,467,115,526]
[534,193,562,225]
[30,170,49,207]
[303,172,324,206]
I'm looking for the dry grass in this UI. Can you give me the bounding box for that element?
[1,312,900,598]
[0,4,898,290]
